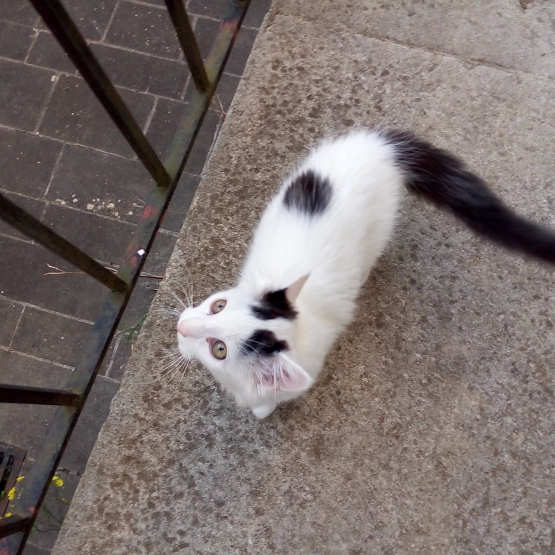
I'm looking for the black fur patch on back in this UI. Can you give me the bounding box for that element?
[243,330,289,357]
[252,289,297,320]
[283,170,332,215]
[383,129,555,263]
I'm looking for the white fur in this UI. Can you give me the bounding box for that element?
[177,130,404,418]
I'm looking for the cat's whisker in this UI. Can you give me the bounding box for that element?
[158,355,185,373]
[131,351,187,385]
[173,283,191,308]
[149,306,182,317]
[160,350,187,367]
[181,266,195,306]
[162,363,185,388]
[172,358,191,391]
[165,285,188,309]
[157,358,191,399]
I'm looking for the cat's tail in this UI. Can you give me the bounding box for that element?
[383,129,555,264]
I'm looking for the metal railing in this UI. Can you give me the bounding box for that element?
[0,0,250,552]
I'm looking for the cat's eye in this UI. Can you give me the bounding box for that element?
[211,299,226,314]
[211,340,227,360]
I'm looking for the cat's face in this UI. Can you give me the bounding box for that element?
[176,276,313,418]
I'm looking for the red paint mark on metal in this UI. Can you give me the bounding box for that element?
[142,204,155,220]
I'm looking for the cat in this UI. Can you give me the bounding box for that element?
[176,129,555,418]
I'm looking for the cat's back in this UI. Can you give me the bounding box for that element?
[277,129,403,218]
[243,130,404,288]
[303,129,399,194]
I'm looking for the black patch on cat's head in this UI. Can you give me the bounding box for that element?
[252,289,297,320]
[242,330,289,357]
[283,170,332,215]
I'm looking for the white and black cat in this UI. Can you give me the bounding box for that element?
[177,129,555,418]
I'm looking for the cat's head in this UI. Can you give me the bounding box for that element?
[176,275,313,418]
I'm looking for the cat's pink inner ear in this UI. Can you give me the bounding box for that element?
[285,273,310,304]
[258,354,314,393]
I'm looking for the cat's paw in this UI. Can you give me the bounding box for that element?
[252,404,276,419]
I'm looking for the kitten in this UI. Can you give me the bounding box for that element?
[177,129,555,418]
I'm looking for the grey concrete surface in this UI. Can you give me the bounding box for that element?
[277,0,555,79]
[53,3,555,554]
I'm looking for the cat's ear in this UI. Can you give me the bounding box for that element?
[257,353,314,393]
[285,274,310,304]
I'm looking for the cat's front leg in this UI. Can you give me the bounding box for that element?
[252,403,277,419]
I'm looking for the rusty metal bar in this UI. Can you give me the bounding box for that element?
[164,0,211,92]
[164,2,248,179]
[0,517,31,538]
[0,385,81,407]
[0,193,128,294]
[0,1,250,552]
[27,0,172,188]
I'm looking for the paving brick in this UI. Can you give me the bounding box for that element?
[22,542,51,555]
[46,144,154,225]
[90,43,189,99]
[27,470,80,550]
[42,204,135,266]
[135,0,165,6]
[0,1,40,27]
[103,334,132,382]
[39,74,155,158]
[0,20,35,61]
[104,1,182,59]
[27,31,77,74]
[210,71,241,111]
[160,172,201,233]
[142,73,240,175]
[0,400,55,462]
[185,70,240,112]
[0,59,55,132]
[146,99,222,174]
[242,0,273,28]
[37,0,118,42]
[11,307,92,367]
[59,376,119,474]
[0,193,46,241]
[117,278,159,331]
[0,127,62,197]
[98,337,114,375]
[187,0,229,20]
[98,278,160,381]
[0,350,72,458]
[0,236,105,320]
[144,97,188,159]
[0,298,23,346]
[186,110,222,175]
[194,16,258,75]
[142,231,177,277]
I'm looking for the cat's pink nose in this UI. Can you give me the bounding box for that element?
[177,319,205,338]
[177,320,190,337]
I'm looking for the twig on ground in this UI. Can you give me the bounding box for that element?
[44,263,165,280]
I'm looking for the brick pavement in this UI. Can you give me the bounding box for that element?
[0,1,270,552]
